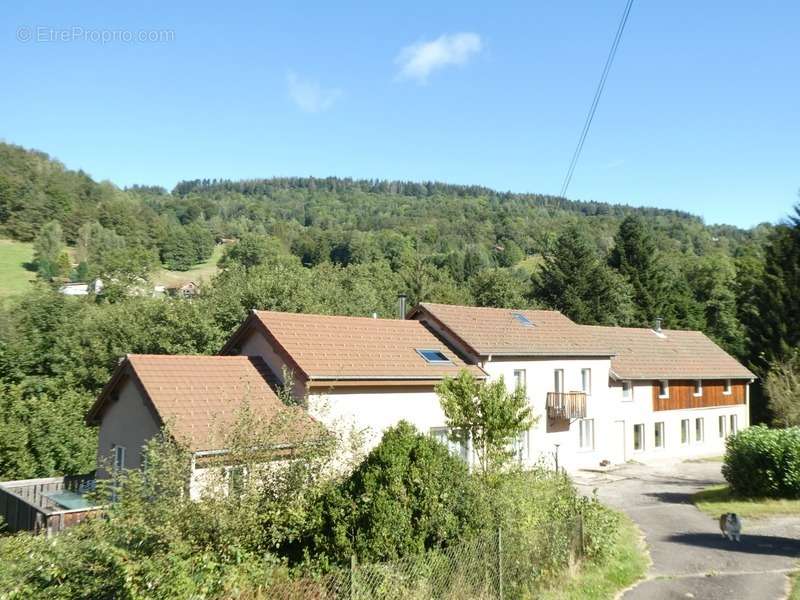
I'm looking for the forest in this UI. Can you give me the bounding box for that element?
[0,140,797,480]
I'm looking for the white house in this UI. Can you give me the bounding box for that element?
[410,303,754,469]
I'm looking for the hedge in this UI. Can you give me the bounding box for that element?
[722,425,800,498]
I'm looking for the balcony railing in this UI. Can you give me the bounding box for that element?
[546,391,587,421]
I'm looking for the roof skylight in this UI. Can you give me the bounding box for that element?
[511,312,533,327]
[416,349,452,364]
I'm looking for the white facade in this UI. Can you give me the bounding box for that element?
[482,357,748,471]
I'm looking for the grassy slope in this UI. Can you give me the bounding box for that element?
[0,239,36,297]
[694,485,800,519]
[539,513,649,600]
[153,244,224,287]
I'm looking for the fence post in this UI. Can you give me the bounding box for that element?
[497,526,504,600]
[350,554,356,600]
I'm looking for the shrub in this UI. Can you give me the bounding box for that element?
[722,425,800,498]
[305,421,485,565]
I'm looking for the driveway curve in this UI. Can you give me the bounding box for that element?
[574,461,800,600]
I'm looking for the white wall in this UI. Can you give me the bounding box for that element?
[482,357,748,470]
[307,387,450,457]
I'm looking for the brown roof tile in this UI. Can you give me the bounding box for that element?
[91,355,320,452]
[580,325,755,380]
[251,310,485,381]
[413,303,614,356]
[414,303,754,380]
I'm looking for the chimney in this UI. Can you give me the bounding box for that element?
[398,293,407,320]
[371,312,378,319]
[654,317,662,333]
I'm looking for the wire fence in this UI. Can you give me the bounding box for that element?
[266,518,586,600]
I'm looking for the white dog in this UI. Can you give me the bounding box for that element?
[719,513,742,542]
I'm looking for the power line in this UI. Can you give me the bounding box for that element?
[560,0,634,198]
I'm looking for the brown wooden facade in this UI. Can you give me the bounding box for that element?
[652,379,746,411]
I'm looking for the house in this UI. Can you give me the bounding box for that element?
[221,310,487,453]
[85,354,321,498]
[410,303,754,469]
[166,281,199,298]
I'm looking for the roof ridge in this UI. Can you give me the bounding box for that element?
[254,309,422,324]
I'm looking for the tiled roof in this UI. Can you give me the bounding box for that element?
[89,355,320,452]
[250,310,485,381]
[413,303,754,380]
[581,325,756,380]
[413,303,614,356]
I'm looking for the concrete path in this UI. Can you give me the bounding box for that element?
[574,461,800,600]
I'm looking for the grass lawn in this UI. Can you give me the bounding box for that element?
[693,485,800,519]
[790,571,800,600]
[684,455,724,463]
[153,244,225,287]
[539,513,649,600]
[0,238,36,297]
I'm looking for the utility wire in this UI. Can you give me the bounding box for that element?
[560,0,634,198]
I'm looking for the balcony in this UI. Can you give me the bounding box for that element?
[546,391,587,421]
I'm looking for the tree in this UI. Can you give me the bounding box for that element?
[218,233,286,270]
[94,246,159,302]
[608,215,666,326]
[747,204,800,374]
[32,221,67,279]
[532,225,633,325]
[470,268,528,308]
[765,351,800,428]
[436,370,535,475]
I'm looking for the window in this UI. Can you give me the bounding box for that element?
[622,380,633,401]
[113,445,126,471]
[718,415,726,438]
[633,424,645,451]
[227,466,246,495]
[554,369,564,394]
[430,427,469,462]
[579,419,594,450]
[416,349,451,364]
[729,414,738,435]
[658,380,669,399]
[693,379,703,397]
[681,419,690,445]
[723,379,732,395]
[511,430,529,462]
[654,422,665,448]
[511,312,533,327]
[514,369,527,392]
[581,368,592,394]
[695,418,704,443]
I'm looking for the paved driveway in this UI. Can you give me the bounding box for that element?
[573,461,800,600]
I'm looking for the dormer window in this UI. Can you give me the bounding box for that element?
[658,380,669,399]
[693,380,703,397]
[416,349,451,364]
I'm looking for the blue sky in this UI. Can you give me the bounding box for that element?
[2,1,798,228]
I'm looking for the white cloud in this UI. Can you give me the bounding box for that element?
[287,71,342,113]
[395,32,483,83]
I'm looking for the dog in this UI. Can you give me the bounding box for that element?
[719,513,742,542]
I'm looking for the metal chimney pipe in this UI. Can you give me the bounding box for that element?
[398,293,407,320]
[654,317,662,333]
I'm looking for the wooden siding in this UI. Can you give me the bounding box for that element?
[652,379,746,411]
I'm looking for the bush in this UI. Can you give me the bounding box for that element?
[722,425,800,498]
[304,421,485,565]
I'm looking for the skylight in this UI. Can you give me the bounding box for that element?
[416,349,451,364]
[512,312,533,327]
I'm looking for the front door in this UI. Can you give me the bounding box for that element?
[612,420,626,464]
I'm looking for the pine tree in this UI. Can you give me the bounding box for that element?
[748,203,800,374]
[532,225,633,325]
[609,215,666,326]
[32,221,65,280]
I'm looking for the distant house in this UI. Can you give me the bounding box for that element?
[166,281,199,298]
[57,278,103,297]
